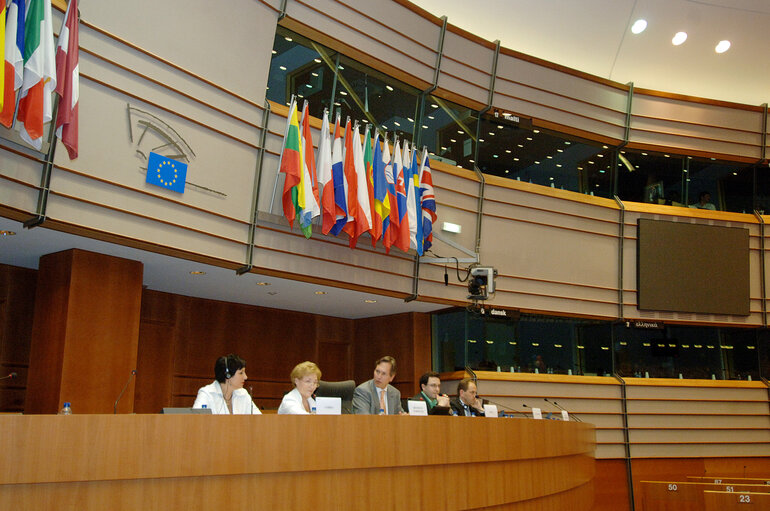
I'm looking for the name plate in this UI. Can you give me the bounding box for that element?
[407,400,428,416]
[531,407,543,420]
[483,404,498,418]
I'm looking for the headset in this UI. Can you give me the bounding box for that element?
[223,356,231,379]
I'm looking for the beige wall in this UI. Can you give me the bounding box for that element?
[0,0,768,325]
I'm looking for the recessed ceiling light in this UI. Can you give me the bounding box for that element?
[0,230,16,237]
[284,36,293,42]
[279,65,287,71]
[315,291,327,295]
[271,50,277,55]
[189,271,206,276]
[631,19,647,34]
[715,40,731,53]
[672,32,687,45]
[314,58,321,63]
[255,282,271,286]
[339,90,348,96]
[505,150,511,153]
[431,104,439,108]
[504,170,509,174]
[407,117,414,123]
[394,121,401,127]
[533,130,540,134]
[385,85,394,91]
[364,299,377,303]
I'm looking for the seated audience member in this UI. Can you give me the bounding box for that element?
[278,361,321,414]
[450,378,485,417]
[691,191,716,210]
[411,371,450,414]
[352,356,404,415]
[193,354,261,414]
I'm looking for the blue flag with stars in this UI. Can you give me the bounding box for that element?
[146,152,187,193]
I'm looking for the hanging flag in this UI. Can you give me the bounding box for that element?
[407,144,422,255]
[279,96,302,228]
[0,0,24,128]
[419,147,436,253]
[363,125,378,245]
[54,0,78,159]
[393,139,410,253]
[316,110,335,235]
[16,0,56,150]
[341,117,360,244]
[1,0,6,110]
[145,151,187,193]
[345,122,372,249]
[298,100,320,238]
[329,112,347,236]
[371,130,390,247]
[381,134,397,253]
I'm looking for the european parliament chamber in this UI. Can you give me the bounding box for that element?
[2,0,770,510]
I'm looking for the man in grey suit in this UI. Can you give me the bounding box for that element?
[352,356,404,415]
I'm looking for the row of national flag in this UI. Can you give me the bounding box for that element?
[1,0,79,158]
[279,96,436,255]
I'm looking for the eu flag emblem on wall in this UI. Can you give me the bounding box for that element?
[146,152,187,193]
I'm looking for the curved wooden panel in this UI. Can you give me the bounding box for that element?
[0,414,595,511]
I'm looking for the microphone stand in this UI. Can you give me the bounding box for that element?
[114,370,137,414]
[544,397,583,422]
[482,398,527,418]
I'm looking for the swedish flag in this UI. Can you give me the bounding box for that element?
[146,152,187,193]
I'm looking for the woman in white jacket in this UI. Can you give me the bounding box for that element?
[193,354,261,415]
[277,361,321,414]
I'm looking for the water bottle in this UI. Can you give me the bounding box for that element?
[201,404,207,410]
[311,406,317,415]
[378,408,385,415]
[59,402,72,415]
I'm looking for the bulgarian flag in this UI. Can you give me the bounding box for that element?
[1,0,25,128]
[298,100,320,238]
[16,0,56,150]
[279,96,302,228]
[54,0,79,159]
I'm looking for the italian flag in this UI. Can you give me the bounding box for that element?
[279,96,302,228]
[55,0,79,159]
[1,0,25,128]
[16,0,56,150]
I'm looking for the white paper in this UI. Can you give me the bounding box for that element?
[561,410,569,421]
[531,407,543,420]
[483,404,498,418]
[314,397,341,415]
[407,400,428,416]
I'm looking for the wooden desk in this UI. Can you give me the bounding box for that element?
[0,414,595,510]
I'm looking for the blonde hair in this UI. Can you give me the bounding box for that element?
[290,361,322,384]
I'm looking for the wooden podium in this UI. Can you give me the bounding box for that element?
[0,414,595,510]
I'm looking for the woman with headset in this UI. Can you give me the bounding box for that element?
[193,354,261,414]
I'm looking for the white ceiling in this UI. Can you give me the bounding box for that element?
[412,0,770,106]
[0,217,447,319]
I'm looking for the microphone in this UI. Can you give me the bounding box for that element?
[545,398,583,422]
[0,372,17,381]
[481,398,527,418]
[114,369,137,414]
[522,403,551,419]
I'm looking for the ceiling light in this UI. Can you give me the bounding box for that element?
[311,72,319,77]
[513,158,519,161]
[339,90,348,96]
[422,125,429,129]
[279,65,287,71]
[315,291,327,295]
[497,125,504,129]
[505,170,510,174]
[385,85,394,91]
[672,32,687,45]
[407,117,414,123]
[284,36,293,42]
[394,121,401,127]
[505,149,511,153]
[428,115,434,120]
[450,138,456,142]
[631,19,647,34]
[189,271,206,276]
[431,104,439,108]
[533,130,540,134]
[271,50,277,55]
[314,58,321,63]
[479,138,485,142]
[255,282,271,286]
[715,40,731,53]
[526,137,532,141]
[364,299,377,303]
[457,130,463,134]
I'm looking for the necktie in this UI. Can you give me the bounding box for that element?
[379,388,386,414]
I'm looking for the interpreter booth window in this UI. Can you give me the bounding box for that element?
[689,159,753,214]
[433,310,615,376]
[476,120,608,197]
[755,166,770,215]
[613,324,725,379]
[615,150,685,206]
[420,94,477,170]
[758,329,770,379]
[267,27,420,144]
[569,143,616,198]
[721,329,760,381]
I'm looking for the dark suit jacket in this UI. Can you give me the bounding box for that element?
[352,379,403,415]
[450,397,484,417]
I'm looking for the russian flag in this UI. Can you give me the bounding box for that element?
[329,113,347,236]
